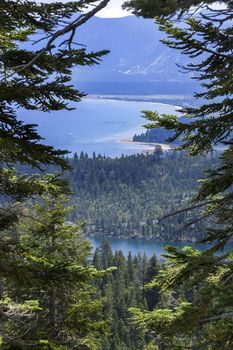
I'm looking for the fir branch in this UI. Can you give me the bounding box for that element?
[10,0,110,77]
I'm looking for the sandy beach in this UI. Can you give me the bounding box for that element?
[87,94,184,111]
[118,139,173,153]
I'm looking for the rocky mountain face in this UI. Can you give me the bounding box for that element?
[22,15,199,95]
[75,16,196,84]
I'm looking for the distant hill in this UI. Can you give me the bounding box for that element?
[75,16,199,95]
[133,116,189,143]
[22,16,199,96]
[67,152,215,242]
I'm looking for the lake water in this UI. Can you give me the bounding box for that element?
[20,98,180,157]
[90,237,233,259]
[90,237,208,259]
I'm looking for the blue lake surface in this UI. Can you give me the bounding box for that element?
[90,237,233,259]
[90,237,208,259]
[20,98,180,157]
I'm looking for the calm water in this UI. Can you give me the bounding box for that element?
[90,237,209,259]
[20,98,180,157]
[90,237,233,259]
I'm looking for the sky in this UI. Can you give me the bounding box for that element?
[39,0,130,18]
[98,0,130,18]
[38,0,223,18]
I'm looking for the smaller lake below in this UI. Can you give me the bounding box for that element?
[90,237,210,259]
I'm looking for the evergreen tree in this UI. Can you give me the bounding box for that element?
[0,0,109,229]
[93,248,103,270]
[125,1,233,349]
[100,240,114,269]
[144,255,160,310]
[123,0,223,18]
[2,194,108,349]
[68,151,212,242]
[0,0,110,347]
[92,243,158,350]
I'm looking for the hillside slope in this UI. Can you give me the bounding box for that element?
[75,16,199,94]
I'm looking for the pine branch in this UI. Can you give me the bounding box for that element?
[200,311,233,324]
[157,200,216,223]
[9,0,110,77]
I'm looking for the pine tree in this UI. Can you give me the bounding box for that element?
[144,255,160,310]
[100,240,114,269]
[0,0,110,229]
[0,0,110,347]
[93,248,103,270]
[2,194,108,349]
[126,1,233,349]
[93,244,156,350]
[123,0,222,18]
[127,251,136,283]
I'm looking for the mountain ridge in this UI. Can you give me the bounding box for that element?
[74,16,192,82]
[74,15,199,95]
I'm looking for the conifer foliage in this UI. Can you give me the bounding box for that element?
[0,0,109,229]
[0,0,110,348]
[122,1,233,349]
[92,241,161,350]
[123,0,221,18]
[2,194,109,349]
[68,152,215,242]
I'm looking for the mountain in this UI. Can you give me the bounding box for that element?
[74,16,199,95]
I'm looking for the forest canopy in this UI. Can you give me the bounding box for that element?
[0,0,233,349]
[122,1,233,349]
[0,0,111,348]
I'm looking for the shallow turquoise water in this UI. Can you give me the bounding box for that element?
[20,98,180,157]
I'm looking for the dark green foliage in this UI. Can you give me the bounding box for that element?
[0,0,110,348]
[142,16,233,156]
[1,194,108,349]
[0,0,109,228]
[133,116,190,144]
[144,255,160,310]
[123,0,225,18]
[67,151,217,242]
[127,2,233,350]
[92,241,161,350]
[133,127,174,143]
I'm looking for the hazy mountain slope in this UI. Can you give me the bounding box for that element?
[75,16,195,84]
[21,16,198,95]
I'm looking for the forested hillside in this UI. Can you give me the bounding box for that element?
[0,1,112,348]
[123,1,233,349]
[133,127,174,143]
[133,116,189,144]
[66,151,217,242]
[1,0,232,349]
[92,240,160,350]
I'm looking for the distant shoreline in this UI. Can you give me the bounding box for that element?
[86,94,186,110]
[81,96,177,155]
[118,139,173,153]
